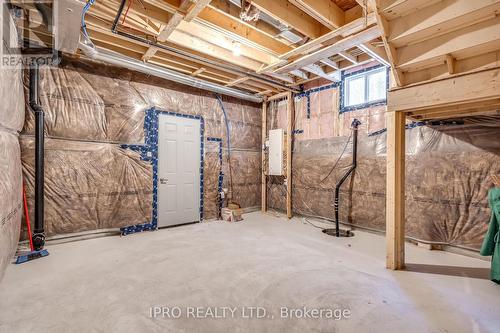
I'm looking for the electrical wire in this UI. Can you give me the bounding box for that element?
[319,132,352,184]
[81,0,95,39]
[122,0,133,25]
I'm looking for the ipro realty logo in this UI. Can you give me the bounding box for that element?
[1,0,59,68]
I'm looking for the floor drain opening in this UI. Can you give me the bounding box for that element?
[322,229,355,237]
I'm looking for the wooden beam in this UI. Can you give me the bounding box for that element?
[142,46,160,61]
[279,13,377,59]
[276,26,381,73]
[386,110,406,270]
[379,0,441,20]
[86,17,259,81]
[196,6,291,54]
[388,67,500,112]
[302,64,339,81]
[338,51,359,64]
[408,99,500,120]
[286,91,294,219]
[191,67,206,76]
[175,21,277,65]
[166,28,264,70]
[358,42,390,66]
[268,91,290,102]
[290,70,309,80]
[397,16,500,71]
[288,0,345,30]
[320,58,340,70]
[250,0,323,38]
[373,2,403,86]
[158,12,185,42]
[208,0,289,43]
[226,76,250,87]
[388,0,500,48]
[355,0,368,9]
[184,0,212,22]
[262,99,268,213]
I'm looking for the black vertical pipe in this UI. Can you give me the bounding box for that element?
[29,63,46,251]
[111,0,127,33]
[334,119,361,237]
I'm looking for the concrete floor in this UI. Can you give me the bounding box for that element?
[0,212,499,333]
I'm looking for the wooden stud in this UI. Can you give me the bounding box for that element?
[445,54,455,74]
[286,91,294,219]
[262,100,268,212]
[386,111,406,270]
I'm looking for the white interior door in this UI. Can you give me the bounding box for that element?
[157,114,201,227]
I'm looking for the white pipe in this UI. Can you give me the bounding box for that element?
[91,47,263,103]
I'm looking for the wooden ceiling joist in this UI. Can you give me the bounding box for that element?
[302,64,339,81]
[184,0,213,22]
[279,12,377,60]
[18,0,394,94]
[358,42,390,66]
[275,25,381,73]
[250,0,324,38]
[397,16,500,72]
[288,0,346,30]
[338,50,359,64]
[388,0,500,48]
[195,7,292,55]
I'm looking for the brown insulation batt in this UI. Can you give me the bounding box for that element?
[0,8,25,280]
[269,119,500,251]
[0,132,23,280]
[20,137,152,236]
[20,56,261,235]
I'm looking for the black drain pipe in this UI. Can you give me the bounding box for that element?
[334,119,361,237]
[29,63,46,251]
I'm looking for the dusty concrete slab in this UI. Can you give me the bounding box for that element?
[0,212,498,333]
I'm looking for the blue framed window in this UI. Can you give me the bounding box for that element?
[340,65,389,112]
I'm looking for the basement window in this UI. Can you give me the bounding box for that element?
[341,66,388,112]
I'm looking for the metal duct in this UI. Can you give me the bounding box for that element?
[92,47,264,103]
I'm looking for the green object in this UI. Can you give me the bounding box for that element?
[480,187,500,284]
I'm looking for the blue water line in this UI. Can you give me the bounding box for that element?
[81,0,95,38]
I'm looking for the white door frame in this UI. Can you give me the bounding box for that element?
[156,113,203,228]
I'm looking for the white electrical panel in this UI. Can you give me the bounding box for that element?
[268,129,284,176]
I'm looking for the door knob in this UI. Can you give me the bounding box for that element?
[160,178,168,184]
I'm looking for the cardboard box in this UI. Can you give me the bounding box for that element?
[221,208,243,222]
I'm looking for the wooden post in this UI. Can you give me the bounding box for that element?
[386,111,406,270]
[261,99,267,212]
[286,92,294,219]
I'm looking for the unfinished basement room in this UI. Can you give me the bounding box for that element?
[1,0,500,332]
